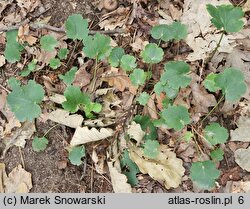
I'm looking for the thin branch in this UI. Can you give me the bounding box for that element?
[0,22,126,35]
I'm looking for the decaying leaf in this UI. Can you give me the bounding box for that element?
[91,149,107,174]
[49,94,66,104]
[243,0,250,12]
[48,109,83,128]
[107,161,132,193]
[230,116,250,142]
[71,126,114,146]
[234,147,250,172]
[129,144,185,189]
[4,164,32,193]
[127,122,145,145]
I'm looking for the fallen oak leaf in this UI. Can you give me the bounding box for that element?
[129,144,185,189]
[4,164,32,193]
[107,161,132,193]
[48,109,83,128]
[70,126,114,146]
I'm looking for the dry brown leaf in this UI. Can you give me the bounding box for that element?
[107,161,132,193]
[234,147,250,172]
[48,109,83,128]
[17,0,40,12]
[145,94,158,120]
[91,149,107,174]
[0,55,6,67]
[230,116,250,142]
[71,126,114,146]
[127,122,145,145]
[102,68,137,94]
[191,82,217,114]
[129,144,185,189]
[18,24,37,45]
[169,4,182,20]
[130,37,149,52]
[73,62,92,88]
[4,164,32,193]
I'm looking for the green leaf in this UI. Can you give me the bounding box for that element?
[161,105,190,131]
[190,160,220,190]
[120,55,137,71]
[210,147,224,162]
[58,48,69,60]
[59,67,77,85]
[151,24,172,42]
[204,123,229,146]
[83,33,111,61]
[154,82,179,99]
[32,136,48,152]
[65,14,89,40]
[40,35,58,52]
[108,47,125,67]
[215,67,246,102]
[134,115,157,141]
[151,22,188,42]
[170,22,188,41]
[204,73,221,92]
[129,68,146,86]
[143,140,160,159]
[7,79,45,122]
[120,149,140,186]
[68,146,85,166]
[62,86,90,113]
[161,61,191,89]
[140,43,164,64]
[49,58,61,69]
[4,30,24,63]
[137,92,150,106]
[84,102,102,119]
[206,4,244,33]
[20,59,37,77]
[183,131,194,142]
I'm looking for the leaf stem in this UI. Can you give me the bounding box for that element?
[201,95,224,124]
[207,32,224,63]
[43,124,60,138]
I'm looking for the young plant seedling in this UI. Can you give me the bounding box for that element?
[206,4,244,62]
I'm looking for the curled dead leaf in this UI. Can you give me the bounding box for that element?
[127,122,145,145]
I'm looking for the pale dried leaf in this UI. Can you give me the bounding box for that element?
[71,126,114,146]
[48,109,83,128]
[91,149,107,174]
[107,161,132,193]
[129,144,185,189]
[73,65,91,88]
[49,94,66,104]
[224,181,250,193]
[14,121,36,147]
[0,55,6,67]
[235,147,250,172]
[4,164,32,193]
[145,94,158,120]
[130,37,149,52]
[127,122,145,145]
[230,116,250,142]
[243,0,250,12]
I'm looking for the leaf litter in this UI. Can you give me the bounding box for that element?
[0,0,250,193]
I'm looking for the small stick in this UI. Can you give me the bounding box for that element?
[0,22,126,35]
[0,83,10,93]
